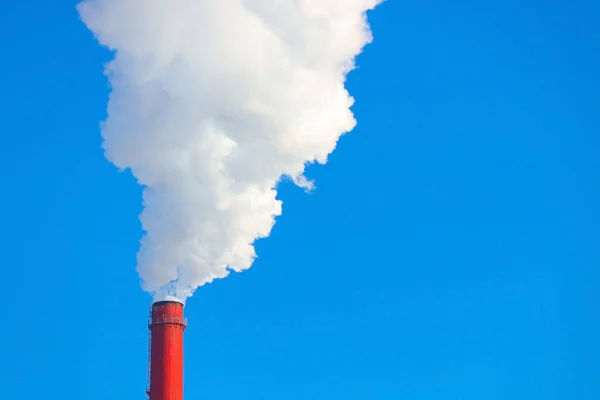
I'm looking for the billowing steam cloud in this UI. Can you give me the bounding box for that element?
[78,0,383,302]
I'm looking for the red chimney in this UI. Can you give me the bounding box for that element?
[147,300,187,400]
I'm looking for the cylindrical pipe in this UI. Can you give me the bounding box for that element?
[148,300,187,400]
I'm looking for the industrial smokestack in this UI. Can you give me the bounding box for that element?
[78,2,384,397]
[147,300,187,400]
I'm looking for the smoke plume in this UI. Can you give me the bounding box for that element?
[77,0,383,302]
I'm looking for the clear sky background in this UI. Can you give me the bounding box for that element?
[1,1,599,399]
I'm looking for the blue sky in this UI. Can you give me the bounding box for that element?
[1,1,599,399]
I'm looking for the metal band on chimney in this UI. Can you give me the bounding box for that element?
[148,315,188,329]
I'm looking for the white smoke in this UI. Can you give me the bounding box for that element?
[77,0,383,302]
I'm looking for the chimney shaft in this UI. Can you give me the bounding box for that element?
[147,301,187,400]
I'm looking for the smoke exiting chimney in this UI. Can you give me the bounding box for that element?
[147,300,187,400]
[76,0,385,302]
[78,2,384,397]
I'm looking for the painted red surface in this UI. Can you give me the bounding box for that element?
[149,301,186,400]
